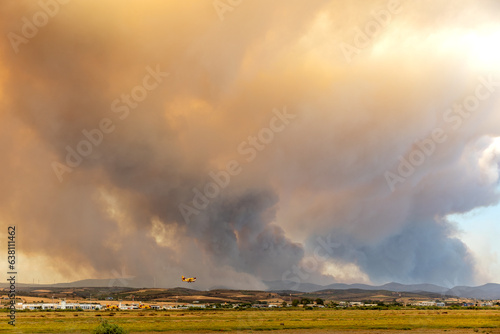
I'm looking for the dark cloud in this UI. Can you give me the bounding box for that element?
[0,0,499,287]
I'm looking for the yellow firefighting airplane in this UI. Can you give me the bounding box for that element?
[181,276,196,283]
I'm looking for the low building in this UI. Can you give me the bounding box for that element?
[17,301,102,310]
[186,303,206,308]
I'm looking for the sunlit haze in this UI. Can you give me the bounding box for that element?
[1,0,500,290]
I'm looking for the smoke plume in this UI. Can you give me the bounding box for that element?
[0,0,499,288]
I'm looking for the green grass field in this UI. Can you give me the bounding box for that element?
[2,309,500,333]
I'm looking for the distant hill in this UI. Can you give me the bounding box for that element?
[263,281,448,294]
[262,281,324,292]
[304,288,444,302]
[5,275,162,289]
[4,279,500,300]
[446,284,500,299]
[378,283,449,294]
[263,281,500,299]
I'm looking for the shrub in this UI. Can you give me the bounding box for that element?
[92,320,128,334]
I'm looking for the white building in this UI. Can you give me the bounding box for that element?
[17,300,102,310]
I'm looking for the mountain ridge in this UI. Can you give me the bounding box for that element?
[263,280,500,299]
[5,279,500,299]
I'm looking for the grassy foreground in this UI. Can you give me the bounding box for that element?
[1,309,500,333]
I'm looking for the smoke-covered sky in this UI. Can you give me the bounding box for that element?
[1,0,500,289]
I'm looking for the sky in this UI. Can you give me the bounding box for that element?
[448,200,500,285]
[0,0,500,290]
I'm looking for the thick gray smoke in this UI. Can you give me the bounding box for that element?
[0,0,499,288]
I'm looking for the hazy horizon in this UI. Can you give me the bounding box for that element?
[12,278,500,289]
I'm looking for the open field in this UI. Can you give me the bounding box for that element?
[1,309,500,333]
